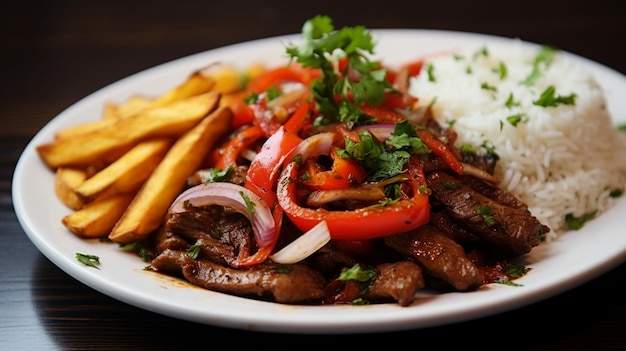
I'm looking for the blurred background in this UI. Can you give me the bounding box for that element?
[3,0,625,136]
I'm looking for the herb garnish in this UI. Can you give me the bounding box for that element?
[565,210,597,230]
[286,15,393,128]
[475,205,496,227]
[338,264,377,282]
[240,191,256,217]
[187,243,202,259]
[521,45,557,86]
[533,86,577,107]
[76,253,100,269]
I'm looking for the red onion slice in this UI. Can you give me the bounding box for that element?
[169,182,276,247]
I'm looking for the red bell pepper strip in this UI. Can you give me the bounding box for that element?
[416,129,463,175]
[244,126,303,207]
[301,147,367,190]
[380,91,418,110]
[225,63,320,130]
[358,105,406,124]
[277,156,430,240]
[212,125,266,170]
[233,205,284,267]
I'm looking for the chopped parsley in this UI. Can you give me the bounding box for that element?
[199,166,232,183]
[426,62,436,82]
[119,241,151,262]
[533,86,577,107]
[504,93,520,108]
[481,82,497,92]
[475,204,496,227]
[565,210,597,230]
[506,113,527,127]
[76,253,100,269]
[342,120,431,181]
[494,61,508,79]
[521,45,558,86]
[338,264,377,282]
[240,191,256,217]
[187,243,202,259]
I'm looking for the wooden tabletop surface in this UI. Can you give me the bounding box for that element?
[3,1,626,349]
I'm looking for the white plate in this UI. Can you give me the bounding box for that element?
[13,29,626,334]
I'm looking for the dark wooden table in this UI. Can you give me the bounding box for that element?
[3,1,626,349]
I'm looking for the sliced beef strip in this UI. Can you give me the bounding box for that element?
[164,204,255,266]
[459,175,528,210]
[426,171,547,257]
[151,225,189,256]
[364,261,425,306]
[429,209,480,244]
[151,249,327,304]
[384,224,485,291]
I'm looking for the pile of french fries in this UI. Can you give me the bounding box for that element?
[37,63,265,244]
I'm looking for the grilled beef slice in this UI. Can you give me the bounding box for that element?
[151,249,327,304]
[384,224,485,291]
[364,261,425,306]
[427,170,547,257]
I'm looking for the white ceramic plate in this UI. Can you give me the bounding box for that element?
[13,30,626,334]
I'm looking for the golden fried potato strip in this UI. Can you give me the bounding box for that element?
[62,193,135,238]
[108,106,233,243]
[37,91,220,169]
[59,70,215,141]
[103,95,154,120]
[54,167,89,210]
[74,138,173,203]
[150,70,216,108]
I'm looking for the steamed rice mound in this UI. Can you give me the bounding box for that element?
[409,40,626,241]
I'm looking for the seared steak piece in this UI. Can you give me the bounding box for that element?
[429,209,480,244]
[164,205,255,267]
[364,261,425,306]
[151,249,327,304]
[427,171,547,257]
[384,224,485,291]
[459,175,528,210]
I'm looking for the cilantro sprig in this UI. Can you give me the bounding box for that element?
[76,253,100,269]
[286,15,394,128]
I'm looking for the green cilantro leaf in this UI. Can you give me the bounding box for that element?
[286,15,393,127]
[239,191,256,218]
[565,210,597,230]
[521,45,558,86]
[533,86,577,107]
[76,253,100,269]
[338,264,377,282]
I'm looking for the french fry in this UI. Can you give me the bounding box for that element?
[54,167,89,210]
[58,72,214,141]
[108,106,233,243]
[150,70,216,108]
[74,138,173,203]
[54,118,119,140]
[62,193,135,238]
[103,95,153,120]
[37,91,221,169]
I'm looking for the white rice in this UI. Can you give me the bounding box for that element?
[408,40,626,241]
